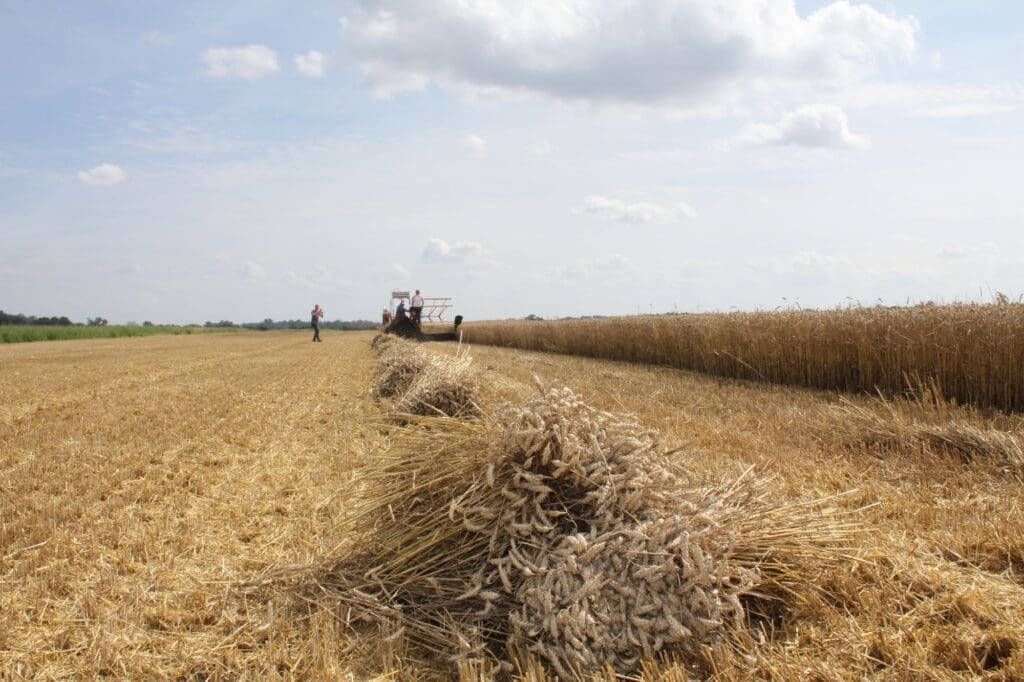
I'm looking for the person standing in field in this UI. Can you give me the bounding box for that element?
[410,289,424,325]
[311,304,324,342]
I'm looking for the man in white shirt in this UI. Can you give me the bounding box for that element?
[410,290,424,325]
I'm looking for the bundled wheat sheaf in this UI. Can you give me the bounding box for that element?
[372,338,429,398]
[327,360,849,677]
[397,352,481,418]
[371,335,481,417]
[369,332,393,351]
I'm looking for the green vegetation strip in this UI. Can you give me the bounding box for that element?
[0,325,242,344]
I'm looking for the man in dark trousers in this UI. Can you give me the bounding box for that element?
[311,304,324,342]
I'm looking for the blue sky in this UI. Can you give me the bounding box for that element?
[2,1,1022,323]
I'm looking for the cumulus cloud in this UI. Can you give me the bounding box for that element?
[78,163,127,186]
[775,250,852,274]
[141,30,173,46]
[340,1,916,104]
[915,102,1018,119]
[675,203,698,219]
[558,254,636,280]
[937,241,999,260]
[464,133,487,155]
[242,261,267,280]
[836,83,1024,119]
[202,45,279,80]
[284,265,356,290]
[285,267,324,287]
[294,50,327,78]
[747,250,858,287]
[530,141,555,156]
[421,238,488,264]
[733,105,868,149]
[574,196,696,224]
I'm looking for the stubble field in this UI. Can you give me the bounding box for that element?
[1,332,379,678]
[2,331,1023,679]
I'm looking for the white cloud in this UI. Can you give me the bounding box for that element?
[745,244,1015,299]
[392,262,411,278]
[574,196,696,224]
[831,83,1024,119]
[421,238,488,264]
[202,45,279,80]
[340,1,917,105]
[937,241,999,261]
[915,103,1017,119]
[294,50,327,78]
[675,202,698,219]
[775,250,852,275]
[126,126,240,157]
[243,261,267,280]
[529,141,555,156]
[283,265,356,291]
[558,254,636,280]
[78,163,127,186]
[141,30,173,46]
[747,250,859,287]
[733,105,868,149]
[464,133,487,155]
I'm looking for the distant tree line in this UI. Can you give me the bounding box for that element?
[237,318,378,331]
[522,314,610,322]
[1,310,119,326]
[2,310,379,331]
[0,310,74,326]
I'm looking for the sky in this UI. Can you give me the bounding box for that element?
[1,0,1022,324]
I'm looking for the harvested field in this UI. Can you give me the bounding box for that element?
[3,331,1023,679]
[0,332,380,678]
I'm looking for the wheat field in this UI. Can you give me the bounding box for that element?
[461,303,1024,412]
[430,340,1024,679]
[3,330,1023,679]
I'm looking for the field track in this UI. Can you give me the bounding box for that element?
[3,331,1024,679]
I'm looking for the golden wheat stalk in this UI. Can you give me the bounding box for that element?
[323,367,858,676]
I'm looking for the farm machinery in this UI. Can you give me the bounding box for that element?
[382,290,463,341]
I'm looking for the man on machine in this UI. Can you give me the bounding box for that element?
[410,289,424,325]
